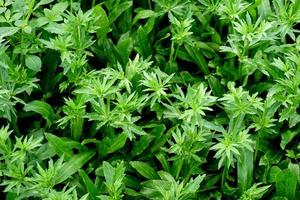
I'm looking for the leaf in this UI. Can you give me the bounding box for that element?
[79,170,100,200]
[184,44,209,74]
[108,1,133,24]
[34,0,55,10]
[200,174,222,191]
[201,119,225,132]
[131,134,154,156]
[184,174,206,193]
[25,55,42,72]
[45,133,87,160]
[207,75,225,97]
[52,2,69,13]
[0,27,19,38]
[238,149,253,196]
[130,161,159,179]
[56,151,95,184]
[268,166,281,183]
[98,133,127,157]
[257,0,272,17]
[116,36,133,65]
[150,125,174,153]
[280,130,297,150]
[24,100,55,127]
[155,153,171,172]
[136,26,152,58]
[275,167,297,200]
[133,10,156,24]
[93,4,110,43]
[102,161,125,185]
[288,163,300,186]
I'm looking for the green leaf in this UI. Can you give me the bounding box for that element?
[257,0,272,18]
[184,44,209,74]
[280,130,297,150]
[102,161,126,195]
[268,166,282,183]
[116,35,133,65]
[45,133,87,160]
[93,4,110,43]
[25,55,42,72]
[133,9,156,24]
[150,125,174,153]
[79,170,100,200]
[200,174,222,191]
[108,1,133,24]
[276,168,297,200]
[288,163,300,186]
[136,26,152,58]
[206,75,225,97]
[155,153,171,172]
[24,100,55,127]
[56,151,95,184]
[131,134,154,156]
[0,27,19,38]
[238,149,253,196]
[130,161,159,179]
[34,0,55,10]
[98,133,127,157]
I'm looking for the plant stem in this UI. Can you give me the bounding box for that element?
[71,117,83,141]
[174,158,184,180]
[221,161,229,189]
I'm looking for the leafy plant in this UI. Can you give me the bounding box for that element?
[0,0,299,199]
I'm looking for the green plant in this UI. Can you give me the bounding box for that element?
[0,0,299,199]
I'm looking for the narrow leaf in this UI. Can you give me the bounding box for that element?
[56,151,95,184]
[130,161,159,179]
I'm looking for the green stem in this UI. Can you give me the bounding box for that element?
[92,0,96,7]
[173,44,180,61]
[148,0,152,9]
[71,117,84,141]
[70,0,73,13]
[183,162,193,184]
[169,41,175,62]
[221,161,229,189]
[11,116,20,137]
[25,0,35,22]
[174,158,184,180]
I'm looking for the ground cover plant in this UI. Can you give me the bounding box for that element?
[0,0,299,199]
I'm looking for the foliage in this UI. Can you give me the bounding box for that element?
[0,0,299,199]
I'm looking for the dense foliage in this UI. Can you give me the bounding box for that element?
[0,0,299,199]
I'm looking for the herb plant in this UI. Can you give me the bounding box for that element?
[0,0,299,199]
